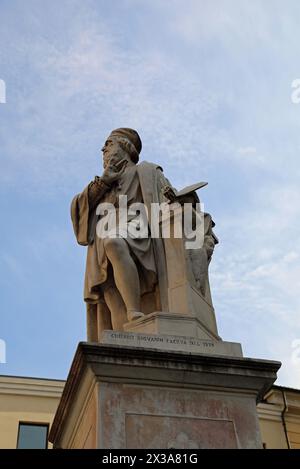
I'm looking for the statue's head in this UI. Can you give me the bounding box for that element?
[101,128,142,168]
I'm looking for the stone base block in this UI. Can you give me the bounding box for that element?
[100,330,243,357]
[124,311,220,341]
[49,342,280,449]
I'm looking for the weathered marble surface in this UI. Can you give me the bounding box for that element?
[49,342,280,449]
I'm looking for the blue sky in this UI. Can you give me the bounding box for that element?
[0,0,300,386]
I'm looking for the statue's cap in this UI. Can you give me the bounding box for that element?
[108,128,142,154]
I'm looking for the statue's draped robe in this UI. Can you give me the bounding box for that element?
[71,161,170,311]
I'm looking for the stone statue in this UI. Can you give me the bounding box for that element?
[71,128,218,341]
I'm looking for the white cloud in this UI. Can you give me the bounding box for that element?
[237,146,257,155]
[210,183,300,386]
[2,1,280,193]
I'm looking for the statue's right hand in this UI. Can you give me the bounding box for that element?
[163,185,177,203]
[101,159,128,186]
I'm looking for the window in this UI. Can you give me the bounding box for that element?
[17,422,49,449]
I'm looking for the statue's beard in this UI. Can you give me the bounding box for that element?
[103,151,125,169]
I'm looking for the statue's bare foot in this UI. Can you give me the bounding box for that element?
[127,310,144,322]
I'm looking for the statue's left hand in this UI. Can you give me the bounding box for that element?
[102,159,128,186]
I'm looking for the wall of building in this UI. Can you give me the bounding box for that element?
[285,418,300,448]
[258,410,288,449]
[0,376,64,449]
[257,386,300,449]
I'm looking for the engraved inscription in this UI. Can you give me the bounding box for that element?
[105,331,216,349]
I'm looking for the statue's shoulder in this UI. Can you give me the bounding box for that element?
[137,161,163,172]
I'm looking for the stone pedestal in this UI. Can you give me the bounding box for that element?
[49,341,280,449]
[101,330,243,357]
[123,311,220,341]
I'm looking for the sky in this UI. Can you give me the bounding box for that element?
[0,0,300,387]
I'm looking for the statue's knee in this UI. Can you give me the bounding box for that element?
[103,237,126,257]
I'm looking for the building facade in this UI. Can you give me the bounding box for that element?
[0,375,64,449]
[259,385,300,449]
